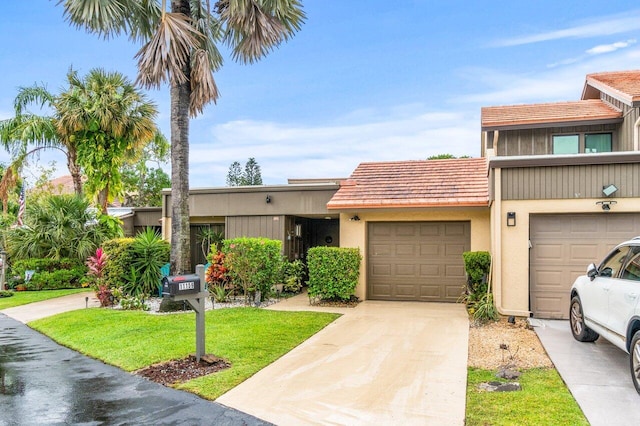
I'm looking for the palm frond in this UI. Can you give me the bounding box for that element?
[59,0,133,38]
[13,85,56,115]
[135,12,203,89]
[190,49,220,116]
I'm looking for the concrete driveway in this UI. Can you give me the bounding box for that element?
[534,320,640,426]
[217,298,469,425]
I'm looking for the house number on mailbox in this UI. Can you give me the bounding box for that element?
[179,282,195,291]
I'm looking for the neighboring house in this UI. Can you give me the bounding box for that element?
[164,70,640,320]
[161,180,342,268]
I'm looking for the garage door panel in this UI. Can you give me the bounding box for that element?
[530,213,640,319]
[368,221,470,302]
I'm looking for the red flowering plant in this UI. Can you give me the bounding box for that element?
[206,251,234,302]
[86,247,112,307]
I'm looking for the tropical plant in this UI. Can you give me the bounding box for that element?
[61,0,306,275]
[210,284,231,303]
[57,68,162,213]
[5,194,121,261]
[282,258,305,293]
[200,227,224,259]
[125,228,170,297]
[86,247,108,279]
[205,250,230,289]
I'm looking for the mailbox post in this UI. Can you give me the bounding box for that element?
[162,264,207,362]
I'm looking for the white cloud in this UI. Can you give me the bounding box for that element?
[493,11,640,47]
[586,39,637,55]
[188,108,480,187]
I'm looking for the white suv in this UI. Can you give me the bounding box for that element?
[569,237,640,394]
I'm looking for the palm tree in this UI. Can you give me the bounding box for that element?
[0,83,84,195]
[56,68,160,214]
[60,0,305,274]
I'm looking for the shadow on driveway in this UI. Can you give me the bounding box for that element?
[0,313,270,426]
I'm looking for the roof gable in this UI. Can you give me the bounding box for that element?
[327,158,489,210]
[583,70,640,106]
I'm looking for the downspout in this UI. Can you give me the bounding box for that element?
[492,167,503,312]
[634,116,640,151]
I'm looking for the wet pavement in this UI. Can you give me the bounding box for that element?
[0,314,270,426]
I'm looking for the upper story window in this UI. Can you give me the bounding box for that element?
[553,133,612,154]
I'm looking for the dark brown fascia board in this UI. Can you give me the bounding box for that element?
[489,151,640,169]
[481,117,622,132]
[161,182,340,195]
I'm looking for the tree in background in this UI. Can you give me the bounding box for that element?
[226,157,263,186]
[57,68,161,214]
[61,0,306,274]
[427,154,471,160]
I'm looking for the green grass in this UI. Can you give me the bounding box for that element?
[30,307,339,399]
[0,288,88,309]
[466,367,589,425]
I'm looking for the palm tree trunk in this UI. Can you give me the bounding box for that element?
[169,0,192,275]
[66,149,83,195]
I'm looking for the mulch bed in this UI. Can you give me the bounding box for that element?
[311,295,361,308]
[135,354,230,386]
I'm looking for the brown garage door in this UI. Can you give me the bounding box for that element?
[368,221,470,302]
[530,213,640,319]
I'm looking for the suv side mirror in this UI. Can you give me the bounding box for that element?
[587,263,598,280]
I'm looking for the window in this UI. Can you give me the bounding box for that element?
[599,247,630,278]
[585,133,612,153]
[553,135,579,154]
[552,133,613,154]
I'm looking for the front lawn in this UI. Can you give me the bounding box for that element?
[466,367,588,425]
[30,307,339,399]
[0,289,88,309]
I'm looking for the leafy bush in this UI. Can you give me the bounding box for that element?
[24,267,87,290]
[282,259,305,293]
[0,290,13,298]
[223,237,282,303]
[463,251,491,294]
[307,247,361,301]
[102,238,136,288]
[119,295,149,311]
[210,285,231,303]
[11,258,82,280]
[96,285,114,307]
[461,251,497,322]
[206,251,231,289]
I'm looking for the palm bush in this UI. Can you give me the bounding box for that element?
[124,228,170,297]
[5,194,121,261]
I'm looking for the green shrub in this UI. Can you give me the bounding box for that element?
[0,290,14,298]
[119,295,149,311]
[102,237,136,288]
[462,251,491,293]
[25,267,87,290]
[461,251,497,322]
[223,237,282,302]
[10,258,82,280]
[282,259,305,293]
[307,247,361,301]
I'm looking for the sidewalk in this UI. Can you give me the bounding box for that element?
[0,291,101,323]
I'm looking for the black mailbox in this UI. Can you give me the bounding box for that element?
[162,274,201,297]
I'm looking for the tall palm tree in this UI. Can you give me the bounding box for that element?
[59,0,305,274]
[57,68,159,214]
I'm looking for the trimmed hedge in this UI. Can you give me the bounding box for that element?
[102,238,136,289]
[10,258,87,290]
[307,247,361,301]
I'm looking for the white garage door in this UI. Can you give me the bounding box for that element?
[368,221,470,302]
[530,213,640,319]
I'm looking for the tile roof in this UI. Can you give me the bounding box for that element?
[481,100,621,130]
[585,70,640,104]
[327,158,489,209]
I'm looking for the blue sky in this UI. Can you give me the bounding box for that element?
[2,1,640,187]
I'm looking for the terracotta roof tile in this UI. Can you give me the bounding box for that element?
[585,70,640,104]
[327,158,489,209]
[481,100,621,130]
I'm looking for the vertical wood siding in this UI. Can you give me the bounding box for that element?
[226,216,285,241]
[501,163,640,200]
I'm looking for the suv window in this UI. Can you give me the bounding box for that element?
[599,247,630,278]
[621,247,640,281]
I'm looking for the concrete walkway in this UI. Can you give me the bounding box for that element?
[1,291,100,323]
[217,294,470,425]
[534,319,640,426]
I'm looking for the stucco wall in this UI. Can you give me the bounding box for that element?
[338,209,491,301]
[493,198,640,316]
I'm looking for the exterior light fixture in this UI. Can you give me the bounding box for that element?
[265,195,271,203]
[602,184,618,197]
[506,212,516,227]
[596,200,617,211]
[350,215,360,221]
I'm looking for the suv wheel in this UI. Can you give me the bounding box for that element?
[569,296,599,342]
[631,331,640,395]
